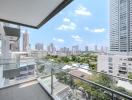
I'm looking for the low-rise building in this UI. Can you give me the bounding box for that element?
[97,54,132,78]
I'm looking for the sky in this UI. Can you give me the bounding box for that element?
[22,0,109,50]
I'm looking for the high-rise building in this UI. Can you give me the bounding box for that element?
[35,43,43,50]
[97,0,132,78]
[85,46,89,52]
[23,31,29,51]
[110,0,132,54]
[47,43,56,53]
[72,45,79,55]
[101,46,104,52]
[60,47,70,56]
[94,45,98,52]
[104,47,108,53]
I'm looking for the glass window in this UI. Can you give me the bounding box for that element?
[108,57,113,62]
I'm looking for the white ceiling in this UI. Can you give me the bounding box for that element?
[0,0,65,28]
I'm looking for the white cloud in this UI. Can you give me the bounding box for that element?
[71,35,83,42]
[84,27,90,31]
[57,18,76,31]
[75,5,92,16]
[63,18,70,22]
[53,38,64,43]
[85,27,105,33]
[57,23,76,31]
[91,28,105,33]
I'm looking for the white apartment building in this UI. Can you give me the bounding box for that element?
[97,54,132,77]
[110,0,132,54]
[98,0,132,78]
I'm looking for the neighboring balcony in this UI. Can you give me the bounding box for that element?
[118,67,128,76]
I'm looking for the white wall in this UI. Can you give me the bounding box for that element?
[97,55,108,73]
[0,66,4,87]
[97,54,132,78]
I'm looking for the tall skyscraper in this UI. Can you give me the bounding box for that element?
[85,46,89,52]
[59,47,70,56]
[35,43,43,50]
[72,45,79,55]
[23,31,29,51]
[94,45,98,52]
[47,43,56,53]
[101,46,104,52]
[110,0,132,54]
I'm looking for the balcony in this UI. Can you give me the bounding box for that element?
[0,80,53,100]
[0,58,132,100]
[0,58,54,100]
[119,67,128,75]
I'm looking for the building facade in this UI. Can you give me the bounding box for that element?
[9,40,20,51]
[23,31,29,51]
[97,0,132,78]
[110,0,132,54]
[85,46,89,52]
[97,54,132,77]
[94,45,98,52]
[47,43,56,54]
[60,47,70,56]
[35,43,43,51]
[72,45,79,55]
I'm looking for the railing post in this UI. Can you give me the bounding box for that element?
[112,92,114,100]
[51,68,53,95]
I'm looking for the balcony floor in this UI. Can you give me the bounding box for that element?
[0,80,53,100]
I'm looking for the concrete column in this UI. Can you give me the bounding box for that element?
[0,23,10,87]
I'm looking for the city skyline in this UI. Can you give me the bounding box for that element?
[21,0,109,50]
[32,41,107,52]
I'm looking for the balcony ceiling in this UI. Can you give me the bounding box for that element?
[0,0,72,28]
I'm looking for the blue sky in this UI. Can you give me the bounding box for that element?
[22,0,109,50]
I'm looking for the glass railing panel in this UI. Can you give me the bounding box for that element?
[37,60,132,100]
[0,58,36,87]
[0,58,132,100]
[63,65,132,98]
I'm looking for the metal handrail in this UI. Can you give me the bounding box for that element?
[1,58,131,82]
[51,67,132,100]
[70,73,132,100]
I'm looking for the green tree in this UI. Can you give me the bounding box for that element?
[128,72,132,79]
[75,80,110,100]
[61,56,70,63]
[114,87,127,94]
[128,72,132,85]
[71,55,77,62]
[89,63,97,70]
[37,64,45,73]
[55,72,74,86]
[94,74,113,88]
